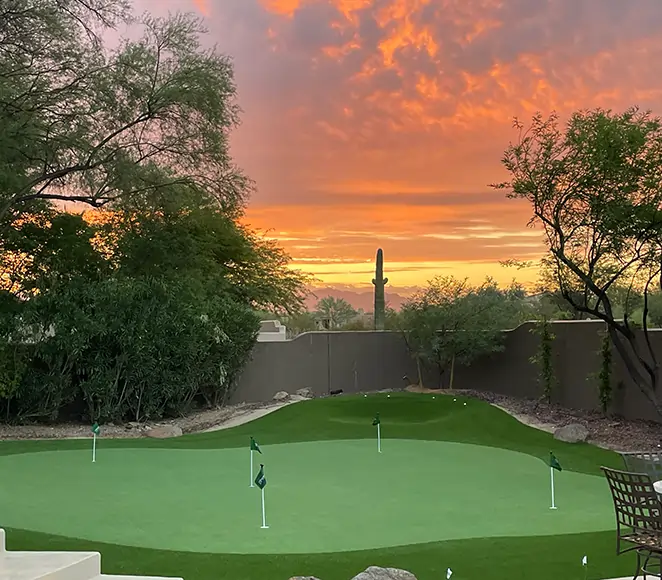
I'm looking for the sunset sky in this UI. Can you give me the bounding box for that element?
[132,0,662,293]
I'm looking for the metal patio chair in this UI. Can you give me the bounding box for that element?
[602,466,662,578]
[622,452,662,483]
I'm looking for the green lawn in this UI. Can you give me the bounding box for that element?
[1,393,635,580]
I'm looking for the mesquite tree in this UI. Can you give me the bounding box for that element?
[0,1,249,221]
[494,107,662,415]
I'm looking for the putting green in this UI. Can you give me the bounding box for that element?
[0,439,614,554]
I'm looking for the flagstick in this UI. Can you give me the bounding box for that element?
[250,449,254,487]
[377,423,382,453]
[550,466,557,509]
[92,433,97,463]
[260,487,268,529]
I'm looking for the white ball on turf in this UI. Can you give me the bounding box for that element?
[463,402,467,406]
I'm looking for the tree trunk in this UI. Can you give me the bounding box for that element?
[449,355,456,390]
[416,357,423,388]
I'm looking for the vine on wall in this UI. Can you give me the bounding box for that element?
[596,328,613,414]
[530,317,555,403]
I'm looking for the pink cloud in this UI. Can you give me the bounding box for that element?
[127,0,662,288]
[192,0,209,15]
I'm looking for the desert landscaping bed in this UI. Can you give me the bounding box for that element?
[446,388,662,452]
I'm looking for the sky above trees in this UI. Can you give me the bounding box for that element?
[129,0,662,292]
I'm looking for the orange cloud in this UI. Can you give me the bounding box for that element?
[191,0,209,15]
[259,0,304,16]
[189,0,662,288]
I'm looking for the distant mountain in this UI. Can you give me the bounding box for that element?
[304,287,409,312]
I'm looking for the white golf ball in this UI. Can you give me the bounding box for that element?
[387,394,390,398]
[463,402,467,406]
[432,396,436,399]
[364,394,367,397]
[453,398,457,402]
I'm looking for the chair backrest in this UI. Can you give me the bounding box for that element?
[602,467,662,540]
[621,452,662,481]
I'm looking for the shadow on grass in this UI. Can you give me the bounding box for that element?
[5,527,634,580]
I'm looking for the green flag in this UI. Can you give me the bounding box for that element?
[372,413,380,426]
[549,451,562,471]
[255,464,267,489]
[91,423,100,435]
[250,437,262,454]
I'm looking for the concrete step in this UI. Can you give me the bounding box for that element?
[0,529,183,580]
[0,550,100,580]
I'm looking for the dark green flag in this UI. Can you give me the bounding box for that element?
[550,451,562,471]
[372,413,380,426]
[250,437,262,454]
[255,464,267,489]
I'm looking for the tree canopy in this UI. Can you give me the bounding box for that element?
[495,107,662,414]
[314,296,357,330]
[1,0,249,221]
[0,1,310,423]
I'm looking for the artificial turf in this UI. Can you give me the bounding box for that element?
[1,393,637,580]
[0,441,615,553]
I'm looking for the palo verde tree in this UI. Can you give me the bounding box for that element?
[314,296,357,329]
[494,107,662,415]
[502,254,644,321]
[399,276,526,388]
[0,1,249,221]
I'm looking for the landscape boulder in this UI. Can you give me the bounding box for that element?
[296,387,313,399]
[145,425,183,439]
[350,566,417,580]
[273,391,290,402]
[553,423,589,443]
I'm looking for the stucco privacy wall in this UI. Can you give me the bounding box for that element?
[231,331,418,402]
[230,320,662,423]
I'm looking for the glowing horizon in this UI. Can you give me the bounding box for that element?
[131,0,662,290]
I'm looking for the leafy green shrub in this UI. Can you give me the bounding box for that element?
[1,276,259,423]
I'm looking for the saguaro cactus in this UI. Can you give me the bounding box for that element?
[372,248,388,330]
